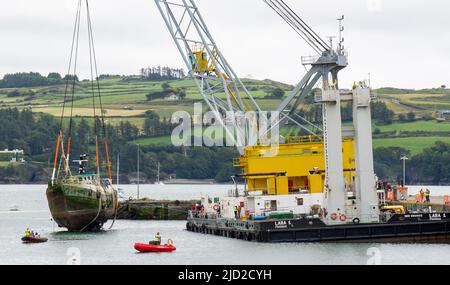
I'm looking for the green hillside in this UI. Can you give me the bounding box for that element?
[376,87,450,114]
[373,136,450,155]
[1,74,449,155]
[0,76,290,128]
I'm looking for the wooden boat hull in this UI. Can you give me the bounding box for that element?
[46,180,117,232]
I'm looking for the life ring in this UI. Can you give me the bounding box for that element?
[330,213,338,220]
[167,239,173,246]
[352,217,360,224]
[339,214,347,222]
[213,204,220,211]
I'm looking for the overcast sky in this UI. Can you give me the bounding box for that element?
[0,0,449,89]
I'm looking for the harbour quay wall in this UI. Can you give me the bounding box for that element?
[117,199,197,220]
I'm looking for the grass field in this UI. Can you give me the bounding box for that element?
[2,77,450,154]
[0,78,293,122]
[373,136,450,155]
[134,136,174,146]
[378,91,450,113]
[373,121,450,132]
[134,125,237,146]
[0,161,14,167]
[2,77,448,120]
[30,106,148,117]
[133,134,450,154]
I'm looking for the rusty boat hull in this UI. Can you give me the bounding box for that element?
[46,176,117,231]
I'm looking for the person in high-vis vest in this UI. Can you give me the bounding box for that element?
[154,232,161,245]
[234,206,239,219]
[419,189,425,203]
[425,189,431,203]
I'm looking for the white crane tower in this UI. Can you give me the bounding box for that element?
[155,0,380,225]
[264,0,380,224]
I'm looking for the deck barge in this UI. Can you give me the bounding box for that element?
[187,213,450,243]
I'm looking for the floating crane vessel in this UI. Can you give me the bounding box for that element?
[155,0,450,243]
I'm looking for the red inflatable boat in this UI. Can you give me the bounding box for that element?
[134,243,176,253]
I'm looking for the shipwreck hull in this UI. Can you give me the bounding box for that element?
[46,181,116,231]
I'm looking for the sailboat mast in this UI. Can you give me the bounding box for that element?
[117,153,120,188]
[157,161,160,183]
[137,144,140,199]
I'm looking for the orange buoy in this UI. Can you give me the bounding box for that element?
[416,194,421,203]
[387,191,395,201]
[444,195,450,205]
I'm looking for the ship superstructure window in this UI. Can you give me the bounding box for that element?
[297,198,304,206]
[270,200,277,211]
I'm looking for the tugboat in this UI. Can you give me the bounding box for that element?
[46,0,118,232]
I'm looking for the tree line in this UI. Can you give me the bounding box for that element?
[0,108,236,183]
[374,142,450,185]
[0,108,449,184]
[0,72,78,89]
[140,66,186,81]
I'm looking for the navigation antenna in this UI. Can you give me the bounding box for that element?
[337,15,345,54]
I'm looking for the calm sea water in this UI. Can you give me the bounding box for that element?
[1,184,450,265]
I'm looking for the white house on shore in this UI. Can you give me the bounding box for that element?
[437,110,450,121]
[165,93,181,101]
[0,149,25,163]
